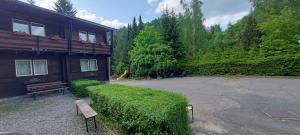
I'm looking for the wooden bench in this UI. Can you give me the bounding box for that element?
[26,81,68,100]
[75,100,98,132]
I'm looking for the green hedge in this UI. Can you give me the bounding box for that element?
[70,79,101,97]
[184,58,300,76]
[87,84,189,135]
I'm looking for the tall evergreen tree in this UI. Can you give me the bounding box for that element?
[138,16,144,32]
[241,15,261,51]
[54,0,77,17]
[160,9,184,59]
[132,17,138,40]
[27,0,35,5]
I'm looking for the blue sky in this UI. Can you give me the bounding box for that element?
[20,0,252,29]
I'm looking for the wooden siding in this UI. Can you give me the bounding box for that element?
[0,30,111,55]
[69,55,108,81]
[0,52,62,98]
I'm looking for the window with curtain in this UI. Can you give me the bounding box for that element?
[88,33,96,43]
[13,19,29,34]
[80,59,90,72]
[89,59,98,71]
[80,59,98,72]
[31,23,45,37]
[15,60,33,77]
[33,60,48,75]
[79,31,88,41]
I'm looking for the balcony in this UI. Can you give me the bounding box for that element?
[0,30,111,55]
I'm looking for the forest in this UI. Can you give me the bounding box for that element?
[113,0,300,78]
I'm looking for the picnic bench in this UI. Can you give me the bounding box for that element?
[25,81,68,100]
[75,100,98,132]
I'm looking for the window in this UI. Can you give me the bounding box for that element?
[79,31,88,41]
[88,33,96,43]
[15,59,48,77]
[31,23,45,37]
[15,60,33,77]
[33,60,48,75]
[89,59,98,71]
[80,59,90,72]
[80,59,98,72]
[13,19,29,34]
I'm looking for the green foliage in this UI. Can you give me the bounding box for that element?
[54,0,77,17]
[70,79,100,97]
[129,26,177,77]
[88,84,189,135]
[179,0,208,58]
[258,8,300,59]
[240,14,261,51]
[184,57,300,76]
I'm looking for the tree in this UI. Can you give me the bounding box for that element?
[27,0,35,5]
[54,0,77,17]
[259,8,300,58]
[138,16,144,32]
[129,26,176,77]
[160,9,184,59]
[240,14,261,52]
[179,0,208,58]
[132,17,138,40]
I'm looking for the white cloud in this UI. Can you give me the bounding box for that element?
[204,11,249,29]
[76,10,127,29]
[19,0,126,29]
[19,0,56,10]
[147,0,159,4]
[155,0,184,14]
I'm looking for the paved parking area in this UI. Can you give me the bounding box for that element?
[121,77,300,135]
[0,93,107,135]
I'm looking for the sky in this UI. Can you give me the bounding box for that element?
[19,0,252,29]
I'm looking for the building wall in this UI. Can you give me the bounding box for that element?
[0,52,109,98]
[69,55,108,81]
[0,52,62,98]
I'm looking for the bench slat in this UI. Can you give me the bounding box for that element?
[75,100,97,118]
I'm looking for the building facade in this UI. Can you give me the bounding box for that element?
[0,0,113,98]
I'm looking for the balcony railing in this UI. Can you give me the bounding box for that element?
[0,30,111,55]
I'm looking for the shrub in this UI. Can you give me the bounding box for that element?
[87,84,189,135]
[184,57,300,76]
[70,79,101,97]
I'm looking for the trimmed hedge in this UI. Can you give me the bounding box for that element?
[87,84,189,135]
[70,79,101,97]
[184,58,300,76]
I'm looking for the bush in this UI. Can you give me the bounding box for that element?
[87,84,189,135]
[184,57,300,76]
[71,79,101,97]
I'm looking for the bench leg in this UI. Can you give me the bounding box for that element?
[94,116,97,130]
[76,105,78,115]
[85,118,89,132]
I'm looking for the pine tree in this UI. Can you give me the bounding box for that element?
[241,15,261,51]
[54,0,77,17]
[132,17,138,40]
[138,16,144,32]
[27,0,35,5]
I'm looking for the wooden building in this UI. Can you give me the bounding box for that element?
[0,0,114,98]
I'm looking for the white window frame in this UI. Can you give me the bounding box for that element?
[31,22,46,37]
[80,59,90,72]
[12,19,30,34]
[15,60,33,77]
[80,59,98,72]
[79,31,88,42]
[89,59,98,71]
[88,33,96,43]
[33,59,48,76]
